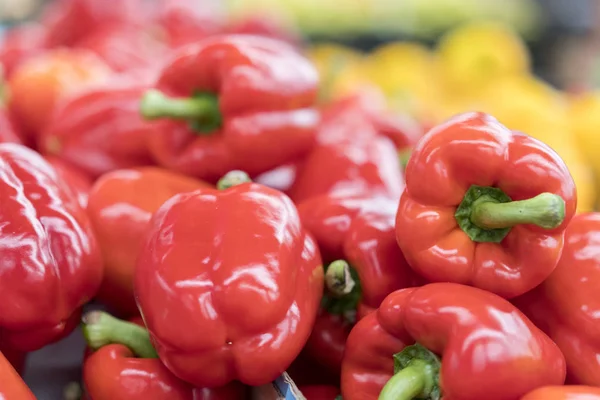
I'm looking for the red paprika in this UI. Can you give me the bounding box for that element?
[0,351,35,399]
[45,155,93,209]
[521,386,600,399]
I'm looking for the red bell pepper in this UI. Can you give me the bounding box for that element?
[45,156,93,209]
[140,35,319,183]
[41,0,146,47]
[299,385,340,400]
[154,0,224,48]
[0,108,23,145]
[134,171,324,387]
[82,312,247,400]
[521,386,600,400]
[0,351,35,399]
[0,143,102,351]
[297,193,422,375]
[87,167,210,317]
[514,213,600,386]
[8,48,113,138]
[0,23,48,79]
[0,343,27,375]
[396,112,577,299]
[75,24,167,73]
[341,282,566,400]
[289,100,404,203]
[39,80,156,178]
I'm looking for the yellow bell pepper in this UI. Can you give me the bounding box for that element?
[477,75,595,212]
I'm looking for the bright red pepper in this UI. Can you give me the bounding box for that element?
[82,312,248,400]
[154,0,224,48]
[87,167,211,317]
[0,23,49,79]
[299,385,340,400]
[521,386,600,400]
[396,112,577,299]
[0,108,23,145]
[514,213,600,386]
[289,100,404,203]
[297,194,422,375]
[341,282,566,400]
[135,172,324,387]
[0,143,103,351]
[39,80,156,178]
[75,24,167,73]
[8,48,113,139]
[0,351,35,399]
[140,35,319,183]
[44,156,93,209]
[41,0,146,47]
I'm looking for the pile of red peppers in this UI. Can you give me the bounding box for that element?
[1,1,600,400]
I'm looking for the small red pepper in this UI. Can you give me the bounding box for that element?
[140,35,319,183]
[289,100,404,203]
[514,213,600,386]
[521,386,600,400]
[81,312,248,400]
[0,144,102,352]
[298,194,422,375]
[39,80,156,178]
[87,167,210,317]
[0,351,35,399]
[0,23,49,79]
[299,385,340,400]
[8,48,113,138]
[135,171,324,387]
[396,112,577,299]
[0,108,23,145]
[45,155,93,209]
[341,282,566,400]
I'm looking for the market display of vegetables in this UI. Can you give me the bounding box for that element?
[3,0,600,399]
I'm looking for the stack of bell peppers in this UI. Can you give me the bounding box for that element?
[3,2,600,400]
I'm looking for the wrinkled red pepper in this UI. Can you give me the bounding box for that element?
[341,282,566,400]
[0,351,35,399]
[134,171,324,387]
[0,143,103,351]
[396,112,577,299]
[521,386,600,400]
[40,80,156,178]
[514,213,600,386]
[289,100,404,203]
[298,194,422,375]
[141,35,319,183]
[45,156,93,209]
[82,312,247,400]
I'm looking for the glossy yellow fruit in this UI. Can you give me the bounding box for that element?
[436,21,530,95]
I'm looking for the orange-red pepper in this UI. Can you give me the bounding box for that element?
[515,213,600,386]
[0,351,35,399]
[135,172,324,387]
[0,144,102,351]
[86,167,210,317]
[141,35,319,183]
[521,386,600,400]
[396,112,577,299]
[341,283,566,400]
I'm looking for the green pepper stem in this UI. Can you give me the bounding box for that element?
[470,192,565,230]
[379,360,431,400]
[398,148,412,169]
[140,89,221,122]
[325,260,356,297]
[81,311,158,359]
[217,170,252,190]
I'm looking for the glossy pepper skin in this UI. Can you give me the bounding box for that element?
[44,156,93,209]
[299,385,340,400]
[87,167,210,317]
[396,112,577,299]
[341,283,566,400]
[40,81,156,178]
[521,386,600,400]
[142,35,319,183]
[0,143,103,351]
[298,194,422,374]
[0,351,36,399]
[135,179,324,387]
[289,99,404,203]
[514,213,600,386]
[8,48,112,138]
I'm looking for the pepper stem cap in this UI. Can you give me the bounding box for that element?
[325,260,356,297]
[217,170,252,190]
